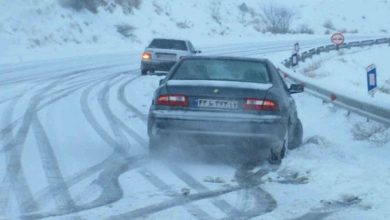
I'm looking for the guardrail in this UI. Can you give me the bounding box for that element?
[280,37,390,126]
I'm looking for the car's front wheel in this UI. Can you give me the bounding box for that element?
[141,69,148,75]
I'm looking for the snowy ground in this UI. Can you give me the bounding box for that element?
[294,45,390,109]
[1,40,390,220]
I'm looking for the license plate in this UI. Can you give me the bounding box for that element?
[157,54,176,60]
[196,99,238,109]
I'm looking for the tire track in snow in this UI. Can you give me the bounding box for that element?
[31,113,76,212]
[117,76,148,122]
[7,69,147,219]
[166,163,241,217]
[139,168,215,220]
[0,79,98,152]
[5,156,147,220]
[0,90,24,215]
[0,74,74,214]
[0,66,128,215]
[98,73,139,153]
[109,185,243,220]
[0,65,128,143]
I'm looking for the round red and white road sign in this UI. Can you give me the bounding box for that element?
[331,33,345,45]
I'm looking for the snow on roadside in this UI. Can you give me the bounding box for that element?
[259,92,390,219]
[294,45,390,110]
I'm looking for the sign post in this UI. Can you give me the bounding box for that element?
[294,42,300,54]
[366,64,377,97]
[291,42,300,67]
[331,32,345,50]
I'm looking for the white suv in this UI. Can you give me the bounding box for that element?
[141,38,201,75]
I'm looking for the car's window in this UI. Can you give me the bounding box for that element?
[269,63,290,92]
[148,39,188,51]
[188,42,195,53]
[171,59,270,83]
[275,70,290,93]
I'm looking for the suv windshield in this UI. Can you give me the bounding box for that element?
[171,59,271,83]
[148,39,188,51]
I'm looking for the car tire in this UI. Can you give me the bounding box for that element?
[288,118,303,150]
[268,129,288,165]
[141,69,148,75]
[268,144,286,165]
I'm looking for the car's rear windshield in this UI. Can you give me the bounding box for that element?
[148,39,187,51]
[171,59,271,83]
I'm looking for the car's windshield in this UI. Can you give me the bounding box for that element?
[171,59,270,83]
[148,39,187,51]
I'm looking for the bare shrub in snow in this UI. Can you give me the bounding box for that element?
[302,60,325,78]
[238,3,249,13]
[352,122,390,144]
[176,21,192,29]
[348,29,359,34]
[262,3,295,34]
[303,135,332,147]
[58,0,142,14]
[237,2,266,32]
[379,79,390,94]
[116,24,135,38]
[153,2,164,15]
[323,20,335,30]
[115,0,142,14]
[58,0,101,13]
[296,24,314,34]
[211,2,222,25]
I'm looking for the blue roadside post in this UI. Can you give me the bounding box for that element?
[366,64,377,97]
[291,42,300,68]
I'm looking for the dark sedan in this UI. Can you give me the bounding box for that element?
[147,56,303,164]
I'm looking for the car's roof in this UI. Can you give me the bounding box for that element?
[180,56,270,63]
[151,38,189,42]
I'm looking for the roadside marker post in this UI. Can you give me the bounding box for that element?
[291,53,298,67]
[291,42,300,67]
[366,64,378,97]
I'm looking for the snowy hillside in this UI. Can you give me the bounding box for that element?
[1,0,390,63]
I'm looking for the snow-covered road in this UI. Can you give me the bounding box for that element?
[1,38,389,220]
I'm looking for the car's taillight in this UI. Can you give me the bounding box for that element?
[156,95,188,107]
[142,52,152,60]
[244,98,278,111]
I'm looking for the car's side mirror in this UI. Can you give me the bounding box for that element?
[289,84,304,94]
[159,79,164,86]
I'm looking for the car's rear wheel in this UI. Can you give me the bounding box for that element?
[268,131,288,165]
[288,118,303,150]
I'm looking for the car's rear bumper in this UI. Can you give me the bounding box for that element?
[148,110,287,148]
[141,60,176,72]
